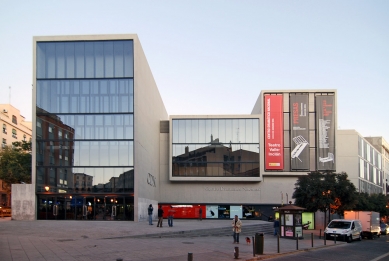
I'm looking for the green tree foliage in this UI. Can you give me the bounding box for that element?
[292,171,357,225]
[354,192,389,217]
[0,141,32,188]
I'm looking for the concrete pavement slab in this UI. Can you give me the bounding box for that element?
[0,218,345,260]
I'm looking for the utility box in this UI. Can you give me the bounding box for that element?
[255,233,264,255]
[344,211,380,239]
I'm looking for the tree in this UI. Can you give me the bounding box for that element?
[0,141,32,187]
[354,192,389,217]
[292,171,357,227]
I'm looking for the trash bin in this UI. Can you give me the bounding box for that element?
[255,233,264,255]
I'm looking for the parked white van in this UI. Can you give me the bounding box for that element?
[324,219,363,243]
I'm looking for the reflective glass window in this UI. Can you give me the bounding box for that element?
[37,40,133,79]
[37,79,133,113]
[172,118,259,177]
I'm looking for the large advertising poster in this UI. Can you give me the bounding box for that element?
[264,95,284,170]
[316,95,336,170]
[290,94,309,170]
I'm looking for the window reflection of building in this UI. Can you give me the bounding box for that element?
[36,107,75,192]
[73,173,93,191]
[172,118,259,177]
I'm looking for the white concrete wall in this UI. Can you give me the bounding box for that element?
[337,130,360,189]
[133,36,168,221]
[11,184,35,220]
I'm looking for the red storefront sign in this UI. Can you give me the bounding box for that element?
[264,95,284,170]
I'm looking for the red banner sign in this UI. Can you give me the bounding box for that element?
[264,95,284,170]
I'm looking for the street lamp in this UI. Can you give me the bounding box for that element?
[44,186,49,192]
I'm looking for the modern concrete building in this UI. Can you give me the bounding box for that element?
[14,34,384,225]
[0,104,32,207]
[337,130,384,195]
[363,136,388,194]
[25,34,167,221]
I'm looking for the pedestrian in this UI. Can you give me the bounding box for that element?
[147,204,153,225]
[168,206,176,227]
[157,205,164,227]
[199,208,202,221]
[274,217,280,236]
[231,215,242,244]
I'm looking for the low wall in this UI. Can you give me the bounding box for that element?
[11,184,36,220]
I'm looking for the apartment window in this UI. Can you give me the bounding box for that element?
[37,121,41,128]
[23,134,26,141]
[12,115,17,124]
[2,139,6,148]
[2,124,6,134]
[49,126,52,133]
[58,130,62,137]
[12,129,17,139]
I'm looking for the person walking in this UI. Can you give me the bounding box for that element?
[231,215,242,244]
[157,205,164,227]
[274,217,280,236]
[147,204,153,225]
[198,208,202,221]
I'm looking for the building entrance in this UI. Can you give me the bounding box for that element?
[37,194,134,221]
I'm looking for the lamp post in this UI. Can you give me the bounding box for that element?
[45,186,50,192]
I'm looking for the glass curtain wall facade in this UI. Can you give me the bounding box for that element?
[358,136,383,194]
[35,40,135,220]
[172,118,259,177]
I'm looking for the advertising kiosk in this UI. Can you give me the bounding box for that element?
[276,205,306,239]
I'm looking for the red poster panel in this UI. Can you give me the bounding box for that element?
[264,95,284,170]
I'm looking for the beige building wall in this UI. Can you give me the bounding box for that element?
[336,130,360,190]
[132,36,168,221]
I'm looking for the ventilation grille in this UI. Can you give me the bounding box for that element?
[160,121,169,133]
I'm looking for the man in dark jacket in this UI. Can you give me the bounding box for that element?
[274,218,280,236]
[148,204,153,225]
[157,205,164,227]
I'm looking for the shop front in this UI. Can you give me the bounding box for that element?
[37,194,134,221]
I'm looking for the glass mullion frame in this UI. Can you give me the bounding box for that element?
[185,120,192,143]
[219,119,226,144]
[211,119,218,142]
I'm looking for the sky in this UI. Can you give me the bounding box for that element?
[0,1,388,139]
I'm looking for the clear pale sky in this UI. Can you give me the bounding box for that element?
[1,1,388,140]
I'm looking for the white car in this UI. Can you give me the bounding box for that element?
[325,219,363,243]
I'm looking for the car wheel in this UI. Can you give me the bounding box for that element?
[358,233,362,241]
[346,235,352,243]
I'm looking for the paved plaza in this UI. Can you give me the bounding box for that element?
[0,217,345,261]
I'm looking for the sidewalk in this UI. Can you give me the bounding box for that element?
[0,218,345,261]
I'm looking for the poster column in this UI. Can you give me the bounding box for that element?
[316,95,336,171]
[290,94,309,170]
[264,95,284,170]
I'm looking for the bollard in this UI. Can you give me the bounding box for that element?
[234,246,239,259]
[277,235,280,253]
[311,233,314,247]
[324,233,326,245]
[319,229,322,239]
[334,235,336,244]
[188,252,193,261]
[252,236,255,257]
[296,235,299,250]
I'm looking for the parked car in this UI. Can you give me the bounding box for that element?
[325,219,363,243]
[380,223,389,235]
